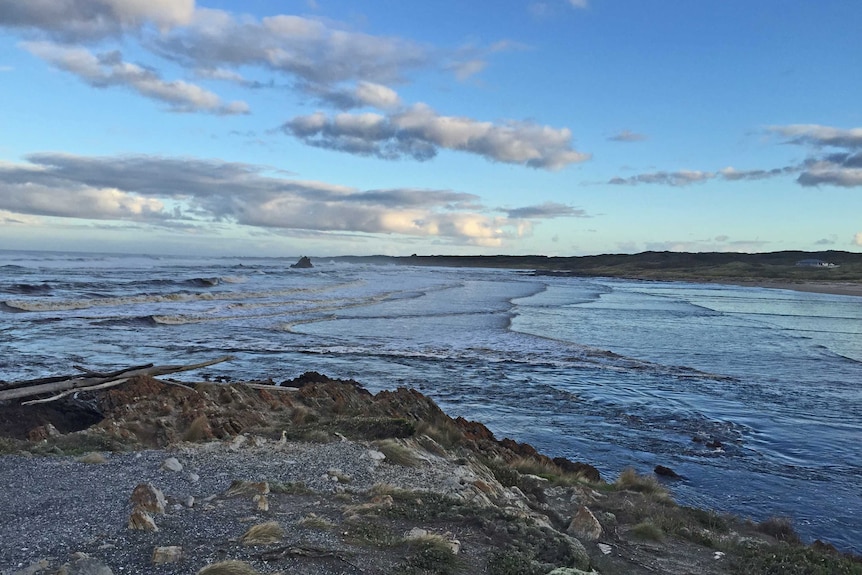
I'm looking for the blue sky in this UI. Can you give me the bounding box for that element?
[0,0,860,256]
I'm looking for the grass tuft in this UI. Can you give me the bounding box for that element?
[375,439,420,467]
[240,521,284,546]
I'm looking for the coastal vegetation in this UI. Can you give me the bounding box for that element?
[1,369,861,573]
[333,250,862,283]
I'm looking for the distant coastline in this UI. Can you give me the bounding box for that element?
[330,250,862,297]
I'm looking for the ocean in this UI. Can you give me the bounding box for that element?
[1,250,860,551]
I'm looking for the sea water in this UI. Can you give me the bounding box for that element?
[1,250,860,551]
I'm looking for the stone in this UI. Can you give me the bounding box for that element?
[187,472,200,483]
[567,505,603,542]
[546,568,595,575]
[597,542,613,555]
[152,546,183,564]
[56,557,114,575]
[654,465,683,479]
[253,494,269,512]
[27,423,60,442]
[366,449,386,462]
[128,508,158,531]
[161,457,183,472]
[130,483,166,514]
[10,559,49,575]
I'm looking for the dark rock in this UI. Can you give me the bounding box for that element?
[706,440,723,449]
[654,465,683,479]
[290,256,313,268]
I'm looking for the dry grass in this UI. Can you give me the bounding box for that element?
[240,521,284,545]
[615,468,673,502]
[298,513,334,530]
[756,516,802,544]
[631,520,664,541]
[374,439,420,467]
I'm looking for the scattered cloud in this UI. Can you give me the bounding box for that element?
[567,0,589,9]
[0,65,12,72]
[0,152,564,246]
[23,42,249,115]
[283,103,590,169]
[768,124,862,149]
[766,124,862,187]
[608,130,647,143]
[0,0,195,41]
[608,170,714,186]
[608,164,803,187]
[718,166,798,181]
[854,232,862,247]
[150,9,427,89]
[814,237,835,246]
[303,81,402,110]
[505,202,588,219]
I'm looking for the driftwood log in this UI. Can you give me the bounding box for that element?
[0,356,232,404]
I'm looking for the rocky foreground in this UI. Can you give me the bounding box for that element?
[1,373,860,575]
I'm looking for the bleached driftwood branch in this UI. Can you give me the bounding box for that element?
[0,356,232,403]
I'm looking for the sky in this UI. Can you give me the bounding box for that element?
[0,0,860,257]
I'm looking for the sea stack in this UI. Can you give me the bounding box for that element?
[291,256,313,268]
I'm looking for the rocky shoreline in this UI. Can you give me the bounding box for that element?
[1,372,860,575]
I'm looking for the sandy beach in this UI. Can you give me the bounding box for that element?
[714,280,862,298]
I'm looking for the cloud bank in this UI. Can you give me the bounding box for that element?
[0,153,585,246]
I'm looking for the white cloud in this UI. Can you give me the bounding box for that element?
[854,232,862,247]
[0,0,194,40]
[23,41,249,115]
[609,170,714,186]
[608,130,647,143]
[152,8,427,88]
[568,0,589,8]
[284,103,590,169]
[768,124,862,149]
[355,81,401,108]
[0,152,567,246]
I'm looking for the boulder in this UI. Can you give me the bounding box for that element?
[152,546,183,564]
[161,457,183,472]
[567,505,603,541]
[128,508,158,531]
[56,557,114,575]
[130,483,166,514]
[654,465,683,479]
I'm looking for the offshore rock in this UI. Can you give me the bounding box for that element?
[290,256,313,268]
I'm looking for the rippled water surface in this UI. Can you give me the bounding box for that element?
[2,250,860,551]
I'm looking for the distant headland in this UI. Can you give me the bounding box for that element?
[328,250,862,296]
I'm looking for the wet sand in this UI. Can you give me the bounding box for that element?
[724,280,862,298]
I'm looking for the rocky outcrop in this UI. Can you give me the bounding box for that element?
[290,256,313,268]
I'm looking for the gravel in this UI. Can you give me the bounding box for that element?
[0,438,465,575]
